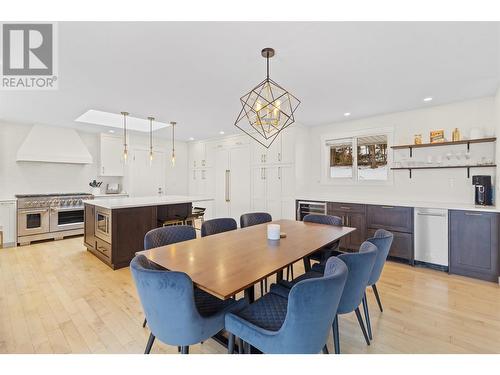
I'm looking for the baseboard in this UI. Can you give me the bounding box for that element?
[414,260,448,272]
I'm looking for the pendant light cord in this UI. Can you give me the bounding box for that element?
[266,53,269,80]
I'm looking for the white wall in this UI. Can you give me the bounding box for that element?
[0,122,189,198]
[495,88,500,195]
[298,97,497,204]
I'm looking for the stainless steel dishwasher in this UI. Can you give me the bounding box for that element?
[414,208,448,268]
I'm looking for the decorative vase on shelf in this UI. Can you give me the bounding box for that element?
[452,128,461,142]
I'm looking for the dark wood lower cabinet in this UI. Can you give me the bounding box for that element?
[449,210,499,282]
[84,203,192,270]
[327,203,367,251]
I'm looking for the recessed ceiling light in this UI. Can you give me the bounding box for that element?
[75,110,170,132]
[219,131,225,135]
[423,97,433,102]
[108,130,115,133]
[189,137,194,141]
[344,112,351,117]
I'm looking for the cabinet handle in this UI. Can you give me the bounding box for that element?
[340,206,351,210]
[264,154,267,163]
[263,168,266,180]
[278,167,281,180]
[97,246,108,253]
[278,152,281,162]
[381,206,394,209]
[225,170,230,202]
[261,168,264,180]
[465,212,483,216]
[102,166,105,174]
[202,170,206,180]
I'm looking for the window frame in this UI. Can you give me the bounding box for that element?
[320,127,394,186]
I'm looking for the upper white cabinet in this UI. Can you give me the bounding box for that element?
[189,141,205,169]
[0,200,16,247]
[99,134,124,176]
[250,128,296,165]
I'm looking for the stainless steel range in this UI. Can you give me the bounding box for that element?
[15,193,93,246]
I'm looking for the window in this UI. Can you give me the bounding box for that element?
[356,135,388,181]
[325,133,389,183]
[329,138,353,178]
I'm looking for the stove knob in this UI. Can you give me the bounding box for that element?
[78,199,83,205]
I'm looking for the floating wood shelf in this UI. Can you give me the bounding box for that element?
[391,137,496,157]
[391,164,496,178]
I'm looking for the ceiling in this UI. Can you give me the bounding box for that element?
[0,22,499,141]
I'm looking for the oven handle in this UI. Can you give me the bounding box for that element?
[18,208,50,213]
[51,206,84,212]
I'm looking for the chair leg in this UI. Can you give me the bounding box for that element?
[228,333,235,354]
[142,318,147,328]
[332,315,340,354]
[303,256,312,272]
[260,280,264,296]
[237,337,244,354]
[264,277,268,292]
[144,333,155,354]
[372,284,383,312]
[354,308,370,346]
[177,346,181,352]
[290,263,294,280]
[286,265,290,281]
[322,345,329,354]
[181,346,189,354]
[362,293,373,340]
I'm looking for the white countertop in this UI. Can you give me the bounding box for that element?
[295,194,500,213]
[83,195,214,209]
[92,193,129,198]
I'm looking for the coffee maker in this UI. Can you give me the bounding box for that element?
[472,175,493,206]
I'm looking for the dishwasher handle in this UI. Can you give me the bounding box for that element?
[416,212,446,217]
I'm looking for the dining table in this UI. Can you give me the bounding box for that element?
[138,219,356,303]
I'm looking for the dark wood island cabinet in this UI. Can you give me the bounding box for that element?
[84,201,193,269]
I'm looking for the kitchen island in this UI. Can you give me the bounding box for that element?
[83,195,213,269]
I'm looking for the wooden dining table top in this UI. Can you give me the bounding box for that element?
[138,219,356,300]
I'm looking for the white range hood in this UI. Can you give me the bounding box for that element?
[16,125,93,164]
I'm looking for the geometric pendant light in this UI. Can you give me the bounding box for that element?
[234,48,301,148]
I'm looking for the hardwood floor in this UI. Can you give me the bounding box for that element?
[0,237,499,354]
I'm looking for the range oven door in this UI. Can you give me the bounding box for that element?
[18,208,50,237]
[50,206,85,232]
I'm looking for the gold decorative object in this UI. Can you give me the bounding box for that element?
[414,134,422,145]
[452,128,461,142]
[430,130,445,143]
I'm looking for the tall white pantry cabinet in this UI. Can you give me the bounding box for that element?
[188,128,298,224]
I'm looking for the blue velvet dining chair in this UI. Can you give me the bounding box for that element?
[130,254,246,354]
[331,242,377,353]
[240,212,273,295]
[224,257,348,354]
[274,241,377,354]
[302,214,342,272]
[240,212,272,228]
[141,225,197,328]
[201,218,237,237]
[361,229,394,340]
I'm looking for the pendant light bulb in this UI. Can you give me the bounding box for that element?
[121,111,129,163]
[170,121,176,167]
[148,116,155,166]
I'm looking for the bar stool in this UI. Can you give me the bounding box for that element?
[184,207,206,230]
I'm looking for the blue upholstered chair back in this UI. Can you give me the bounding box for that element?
[303,214,342,226]
[131,255,210,346]
[336,242,377,314]
[144,225,196,250]
[269,257,348,353]
[366,229,394,286]
[201,218,237,237]
[240,212,272,228]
